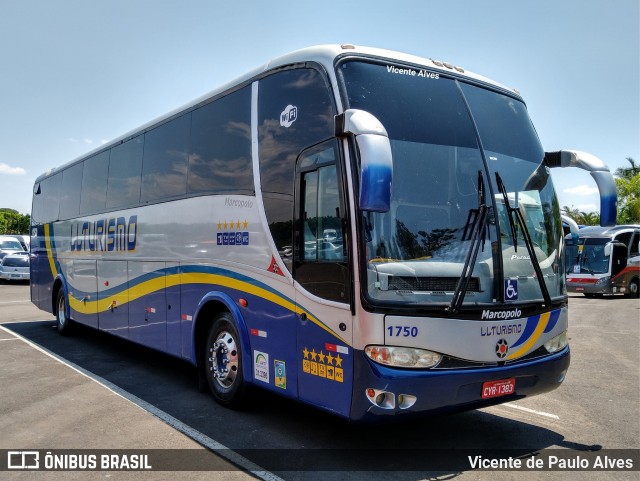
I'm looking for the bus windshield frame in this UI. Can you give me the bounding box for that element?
[337,58,565,311]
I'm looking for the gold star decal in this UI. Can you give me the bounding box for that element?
[318,351,326,363]
[310,349,317,361]
[335,354,343,368]
[243,220,249,229]
[303,347,309,359]
[217,221,222,230]
[326,352,334,365]
[237,220,242,229]
[223,221,229,229]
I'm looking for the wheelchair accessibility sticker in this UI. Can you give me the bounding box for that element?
[505,279,518,301]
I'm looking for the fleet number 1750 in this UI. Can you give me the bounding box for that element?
[387,326,419,337]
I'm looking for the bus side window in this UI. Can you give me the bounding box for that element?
[295,141,350,304]
[258,66,336,274]
[80,150,109,215]
[107,136,143,209]
[141,113,190,203]
[632,233,640,258]
[188,85,253,194]
[32,173,62,223]
[59,162,83,220]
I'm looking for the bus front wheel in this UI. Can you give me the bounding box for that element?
[204,313,247,408]
[627,279,639,298]
[55,289,73,335]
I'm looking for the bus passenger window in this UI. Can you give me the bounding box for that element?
[141,114,190,202]
[107,136,143,209]
[188,86,253,194]
[81,151,109,215]
[59,162,83,220]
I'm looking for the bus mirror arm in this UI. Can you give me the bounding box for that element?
[545,150,617,227]
[336,110,393,213]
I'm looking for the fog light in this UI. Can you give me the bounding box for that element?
[365,388,395,409]
[398,394,417,410]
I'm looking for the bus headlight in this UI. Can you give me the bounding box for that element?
[544,331,568,354]
[594,276,610,286]
[365,345,442,368]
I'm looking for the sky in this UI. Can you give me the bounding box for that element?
[0,0,638,216]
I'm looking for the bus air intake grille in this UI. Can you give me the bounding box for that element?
[388,276,480,292]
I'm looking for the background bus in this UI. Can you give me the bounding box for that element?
[566,225,640,297]
[31,45,617,421]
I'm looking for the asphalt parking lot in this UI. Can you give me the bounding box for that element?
[1,282,638,480]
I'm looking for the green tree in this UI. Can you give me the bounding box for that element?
[579,211,600,226]
[615,173,640,224]
[561,206,599,226]
[0,210,30,235]
[614,157,640,179]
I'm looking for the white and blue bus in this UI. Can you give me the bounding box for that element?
[30,45,617,421]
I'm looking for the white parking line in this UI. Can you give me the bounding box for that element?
[0,324,285,481]
[502,402,560,420]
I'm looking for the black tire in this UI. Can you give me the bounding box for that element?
[203,313,248,408]
[626,279,640,298]
[55,289,73,335]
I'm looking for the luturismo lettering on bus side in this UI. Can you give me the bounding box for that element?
[70,215,137,253]
[480,323,523,337]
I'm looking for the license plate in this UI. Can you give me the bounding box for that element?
[481,378,515,399]
[575,287,584,292]
[11,274,20,278]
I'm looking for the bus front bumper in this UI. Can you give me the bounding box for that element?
[349,347,570,422]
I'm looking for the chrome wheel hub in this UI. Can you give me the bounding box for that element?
[209,331,239,388]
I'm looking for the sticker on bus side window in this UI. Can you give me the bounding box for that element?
[280,105,298,128]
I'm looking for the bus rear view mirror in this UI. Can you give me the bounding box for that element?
[336,109,393,212]
[544,150,617,227]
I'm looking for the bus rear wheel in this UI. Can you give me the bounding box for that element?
[55,289,73,335]
[204,313,247,408]
[627,279,639,298]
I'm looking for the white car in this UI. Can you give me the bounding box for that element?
[0,252,30,282]
[0,236,26,259]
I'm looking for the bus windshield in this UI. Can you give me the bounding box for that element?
[340,60,564,308]
[570,237,611,275]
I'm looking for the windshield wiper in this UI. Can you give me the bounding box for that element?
[447,171,488,314]
[495,172,551,307]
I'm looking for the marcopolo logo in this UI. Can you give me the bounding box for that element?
[495,339,509,358]
[481,308,522,320]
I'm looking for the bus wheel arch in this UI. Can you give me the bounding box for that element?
[53,280,72,335]
[193,297,252,408]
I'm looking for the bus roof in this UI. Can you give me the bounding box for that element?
[35,44,518,183]
[574,225,640,238]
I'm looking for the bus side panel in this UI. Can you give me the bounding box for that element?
[67,259,98,328]
[180,266,299,400]
[128,261,168,352]
[165,262,182,357]
[97,260,129,338]
[240,284,298,399]
[30,224,54,312]
[297,312,353,418]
